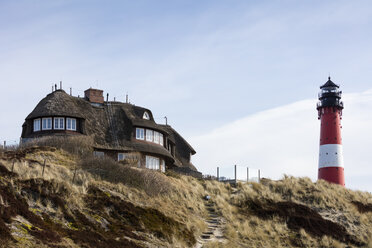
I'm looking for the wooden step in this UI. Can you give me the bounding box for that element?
[201,235,211,239]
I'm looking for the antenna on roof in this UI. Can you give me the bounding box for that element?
[70,87,72,96]
[164,116,168,126]
[126,92,128,103]
[52,85,54,92]
[106,93,109,102]
[60,81,62,90]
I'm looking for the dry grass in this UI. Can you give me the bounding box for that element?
[223,176,372,247]
[0,146,210,247]
[80,156,172,196]
[1,145,371,247]
[21,136,93,157]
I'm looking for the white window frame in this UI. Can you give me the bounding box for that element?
[136,128,145,140]
[33,119,41,132]
[93,151,104,158]
[159,133,164,146]
[118,153,127,161]
[42,117,52,130]
[154,131,160,144]
[146,129,153,142]
[54,117,65,130]
[143,111,150,120]
[66,118,77,131]
[146,155,159,170]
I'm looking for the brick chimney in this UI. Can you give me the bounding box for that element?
[84,88,104,104]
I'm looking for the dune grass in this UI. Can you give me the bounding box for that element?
[1,140,371,247]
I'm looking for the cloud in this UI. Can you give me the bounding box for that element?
[190,90,372,192]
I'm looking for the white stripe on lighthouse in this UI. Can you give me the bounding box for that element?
[318,144,344,168]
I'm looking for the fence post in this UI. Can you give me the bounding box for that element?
[217,167,219,181]
[234,164,237,183]
[72,166,77,184]
[258,169,261,183]
[247,167,249,182]
[42,159,46,177]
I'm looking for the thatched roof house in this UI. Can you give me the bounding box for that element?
[21,88,200,177]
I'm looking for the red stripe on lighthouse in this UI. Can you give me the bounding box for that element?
[319,107,342,145]
[318,167,345,185]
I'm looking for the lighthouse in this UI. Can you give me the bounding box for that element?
[317,77,345,186]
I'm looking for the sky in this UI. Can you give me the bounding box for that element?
[0,0,371,191]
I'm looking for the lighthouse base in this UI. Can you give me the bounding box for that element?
[318,167,345,186]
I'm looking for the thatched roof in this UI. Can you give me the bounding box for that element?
[26,90,86,119]
[160,125,196,154]
[160,125,197,171]
[94,141,174,160]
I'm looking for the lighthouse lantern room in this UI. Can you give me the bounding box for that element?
[317,77,345,186]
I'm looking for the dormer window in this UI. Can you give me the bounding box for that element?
[143,111,150,120]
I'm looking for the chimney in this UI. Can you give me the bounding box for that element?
[84,88,104,104]
[70,87,72,96]
[60,81,62,90]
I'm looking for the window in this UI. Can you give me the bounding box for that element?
[146,155,159,170]
[54,117,64,130]
[159,133,164,146]
[42,117,52,130]
[136,128,144,140]
[66,118,77,131]
[146,130,153,142]
[118,153,127,161]
[33,119,41,132]
[93,151,104,157]
[143,111,150,120]
[154,131,160,144]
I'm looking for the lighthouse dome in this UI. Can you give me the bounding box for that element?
[320,77,339,89]
[317,77,343,110]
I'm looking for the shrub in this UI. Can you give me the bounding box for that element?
[21,136,93,157]
[80,156,171,196]
[118,152,141,167]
